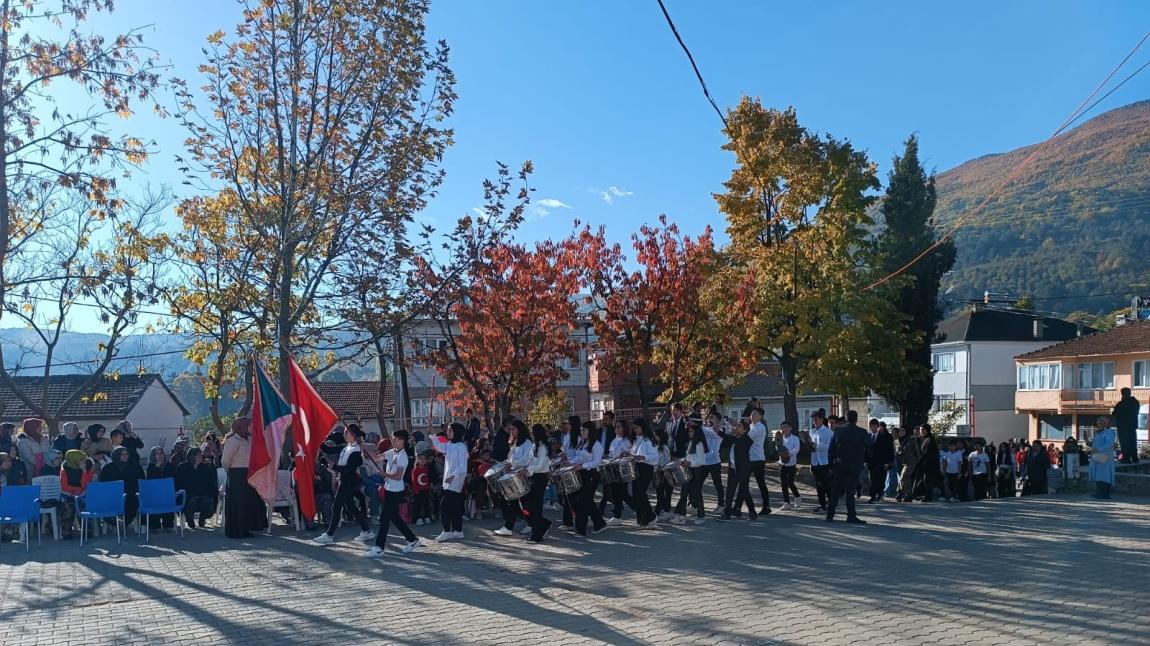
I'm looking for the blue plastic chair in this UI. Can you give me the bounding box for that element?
[79,481,126,546]
[0,485,42,551]
[137,478,186,542]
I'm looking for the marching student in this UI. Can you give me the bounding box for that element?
[559,415,581,531]
[524,424,554,542]
[604,418,634,526]
[495,420,533,537]
[653,427,675,522]
[571,421,608,536]
[746,407,772,514]
[671,421,708,525]
[702,413,726,514]
[433,423,469,541]
[365,430,423,558]
[807,411,833,514]
[720,420,756,521]
[627,418,658,529]
[312,426,373,545]
[777,421,801,509]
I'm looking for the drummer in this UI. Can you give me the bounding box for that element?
[653,428,675,522]
[603,419,634,526]
[559,415,581,531]
[628,418,659,529]
[671,421,709,526]
[524,424,555,542]
[571,421,608,536]
[494,420,533,537]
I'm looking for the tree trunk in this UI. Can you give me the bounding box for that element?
[394,332,411,430]
[779,350,800,430]
[237,359,255,418]
[375,350,389,435]
[636,367,650,421]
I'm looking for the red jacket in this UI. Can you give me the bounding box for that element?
[411,465,431,493]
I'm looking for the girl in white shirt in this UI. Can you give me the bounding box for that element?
[365,430,422,558]
[496,420,533,537]
[778,421,802,509]
[653,428,675,521]
[560,415,581,530]
[628,418,659,529]
[671,422,708,525]
[604,420,634,525]
[433,423,469,541]
[572,421,608,536]
[524,424,555,543]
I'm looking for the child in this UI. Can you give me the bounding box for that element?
[364,430,422,558]
[467,451,493,520]
[940,441,964,503]
[721,421,756,521]
[411,454,432,525]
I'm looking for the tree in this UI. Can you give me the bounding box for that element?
[176,0,455,392]
[715,98,900,426]
[581,216,734,419]
[0,0,164,424]
[875,135,956,427]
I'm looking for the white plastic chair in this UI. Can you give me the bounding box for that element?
[30,476,61,541]
[266,469,301,533]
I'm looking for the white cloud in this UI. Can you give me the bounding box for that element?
[536,198,571,210]
[470,206,485,217]
[525,197,572,221]
[598,186,633,204]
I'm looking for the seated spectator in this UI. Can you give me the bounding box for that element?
[200,432,223,467]
[81,424,114,469]
[145,447,176,531]
[42,450,63,477]
[169,438,190,469]
[174,448,218,529]
[100,447,145,529]
[0,423,14,454]
[0,451,29,487]
[15,418,52,475]
[53,423,84,454]
[59,450,95,539]
[109,423,144,466]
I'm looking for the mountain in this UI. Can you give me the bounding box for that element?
[933,99,1150,315]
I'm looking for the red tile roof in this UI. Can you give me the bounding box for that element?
[314,380,395,420]
[1016,320,1150,361]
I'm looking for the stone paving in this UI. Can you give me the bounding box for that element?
[0,483,1147,645]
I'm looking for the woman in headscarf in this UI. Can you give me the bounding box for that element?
[221,417,268,538]
[59,449,94,538]
[81,424,114,469]
[1088,415,1117,500]
[53,423,84,453]
[100,446,146,530]
[15,418,53,476]
[145,446,176,531]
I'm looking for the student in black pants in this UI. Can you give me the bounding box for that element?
[573,422,607,536]
[671,423,709,526]
[524,425,554,542]
[627,418,658,528]
[365,430,422,557]
[653,428,674,520]
[312,426,372,545]
[560,416,581,530]
[721,420,757,520]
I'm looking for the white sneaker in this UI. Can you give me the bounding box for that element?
[312,533,334,545]
[713,505,724,514]
[559,525,575,532]
[605,517,622,526]
[355,530,375,542]
[794,497,801,507]
[363,546,385,558]
[493,527,513,536]
[402,539,424,554]
[519,525,532,535]
[592,525,609,534]
[434,531,453,542]
[692,517,706,526]
[669,515,686,525]
[416,518,425,526]
[659,511,675,522]
[451,530,465,539]
[423,518,433,525]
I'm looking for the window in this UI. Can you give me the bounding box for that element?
[1038,414,1072,441]
[932,352,956,373]
[1017,363,1061,391]
[1134,360,1150,388]
[411,398,446,425]
[1076,362,1114,390]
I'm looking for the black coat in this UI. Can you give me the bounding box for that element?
[100,460,145,496]
[829,424,868,473]
[146,462,175,480]
[175,461,219,499]
[1112,395,1140,433]
[730,434,753,473]
[491,431,511,462]
[668,417,690,458]
[869,431,895,466]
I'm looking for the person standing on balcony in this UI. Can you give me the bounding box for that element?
[1111,388,1140,464]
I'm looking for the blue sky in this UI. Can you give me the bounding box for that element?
[28,0,1150,333]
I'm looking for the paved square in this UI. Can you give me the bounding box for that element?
[1,486,1146,645]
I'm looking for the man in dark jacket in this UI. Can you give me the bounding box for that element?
[826,410,868,524]
[667,404,690,459]
[1111,388,1140,463]
[866,419,895,503]
[491,420,511,463]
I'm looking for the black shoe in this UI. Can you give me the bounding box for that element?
[866,498,876,504]
[825,515,835,522]
[846,517,868,524]
[761,507,772,515]
[747,513,758,521]
[717,514,732,522]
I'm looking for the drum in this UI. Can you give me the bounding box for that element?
[661,459,692,486]
[599,459,619,484]
[614,456,637,483]
[484,462,510,492]
[557,466,583,495]
[498,470,530,501]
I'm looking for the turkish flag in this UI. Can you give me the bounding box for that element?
[288,358,339,521]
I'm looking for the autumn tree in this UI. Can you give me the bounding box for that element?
[874,135,956,427]
[0,0,165,423]
[175,0,455,392]
[715,98,911,425]
[581,216,733,419]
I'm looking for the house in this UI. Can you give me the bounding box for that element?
[920,305,1087,442]
[723,372,834,427]
[314,380,395,437]
[0,373,189,452]
[1015,320,1150,442]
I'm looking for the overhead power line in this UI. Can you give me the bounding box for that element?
[655,0,728,129]
[2,348,189,373]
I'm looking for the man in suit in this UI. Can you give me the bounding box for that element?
[867,420,895,503]
[826,410,868,524]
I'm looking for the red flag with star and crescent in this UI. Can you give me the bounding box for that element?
[288,358,339,521]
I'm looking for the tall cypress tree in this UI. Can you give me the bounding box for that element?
[878,136,956,427]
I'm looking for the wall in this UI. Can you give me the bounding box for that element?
[932,343,969,400]
[125,382,189,451]
[975,409,1030,443]
[970,341,1061,387]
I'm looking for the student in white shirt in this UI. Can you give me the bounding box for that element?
[604,419,634,525]
[571,421,608,536]
[940,441,964,502]
[778,421,802,509]
[671,421,709,525]
[313,426,373,545]
[701,413,726,514]
[807,411,833,513]
[495,420,534,537]
[365,430,423,558]
[968,443,991,500]
[627,418,659,529]
[560,415,581,530]
[746,408,773,513]
[653,428,675,521]
[433,423,469,541]
[523,425,555,543]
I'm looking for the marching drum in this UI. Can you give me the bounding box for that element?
[661,459,692,486]
[484,462,510,492]
[498,471,530,501]
[599,459,619,484]
[614,456,637,483]
[556,466,583,495]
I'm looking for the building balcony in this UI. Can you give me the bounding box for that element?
[1059,389,1120,410]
